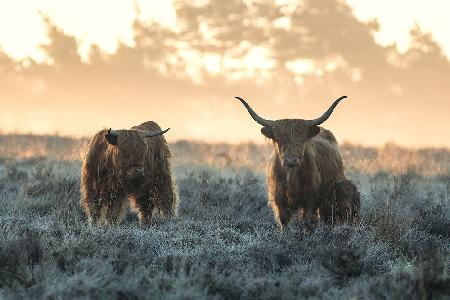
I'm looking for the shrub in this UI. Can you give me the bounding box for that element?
[0,230,43,288]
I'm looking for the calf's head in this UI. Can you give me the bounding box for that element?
[104,127,170,178]
[235,96,346,169]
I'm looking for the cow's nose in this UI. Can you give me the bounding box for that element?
[128,167,144,177]
[135,167,144,176]
[283,155,299,168]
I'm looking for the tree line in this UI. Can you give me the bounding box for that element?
[0,0,448,145]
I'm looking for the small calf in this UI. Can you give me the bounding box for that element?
[319,180,360,225]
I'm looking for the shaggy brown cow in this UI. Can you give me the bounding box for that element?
[235,96,347,228]
[80,121,178,226]
[319,179,360,225]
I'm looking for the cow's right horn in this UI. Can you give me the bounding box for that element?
[235,97,276,126]
[143,128,170,138]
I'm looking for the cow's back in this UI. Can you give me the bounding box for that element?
[132,121,168,153]
[317,127,338,145]
[133,121,162,132]
[310,128,346,182]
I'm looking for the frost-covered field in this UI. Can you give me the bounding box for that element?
[0,136,449,299]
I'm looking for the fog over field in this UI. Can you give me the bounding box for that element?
[0,135,448,299]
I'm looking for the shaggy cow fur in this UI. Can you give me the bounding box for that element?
[265,120,347,228]
[319,179,360,225]
[80,121,178,226]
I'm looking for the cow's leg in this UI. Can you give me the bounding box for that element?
[268,188,294,229]
[80,184,104,226]
[351,193,361,224]
[302,201,315,222]
[318,185,336,225]
[103,196,128,225]
[153,161,179,217]
[319,201,335,224]
[276,206,295,229]
[81,196,102,225]
[339,198,357,224]
[302,189,321,227]
[129,194,154,226]
[89,199,103,225]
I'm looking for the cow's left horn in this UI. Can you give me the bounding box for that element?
[143,128,170,138]
[105,128,120,145]
[306,96,347,126]
[108,128,119,137]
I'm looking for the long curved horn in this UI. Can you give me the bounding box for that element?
[235,97,276,126]
[143,127,170,138]
[306,96,347,126]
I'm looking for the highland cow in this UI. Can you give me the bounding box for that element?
[80,121,178,226]
[319,180,360,225]
[235,96,347,228]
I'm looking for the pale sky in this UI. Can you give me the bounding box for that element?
[347,0,450,55]
[0,0,176,61]
[0,1,449,148]
[0,0,449,60]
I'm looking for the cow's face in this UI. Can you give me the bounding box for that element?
[106,130,148,179]
[261,119,320,169]
[104,127,169,180]
[117,148,146,179]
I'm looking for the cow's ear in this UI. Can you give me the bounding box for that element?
[105,129,118,145]
[308,125,320,138]
[261,126,274,139]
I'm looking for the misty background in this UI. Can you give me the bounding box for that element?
[0,0,449,147]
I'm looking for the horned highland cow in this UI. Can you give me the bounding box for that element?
[235,96,350,228]
[80,121,178,226]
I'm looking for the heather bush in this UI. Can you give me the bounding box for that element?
[0,138,448,299]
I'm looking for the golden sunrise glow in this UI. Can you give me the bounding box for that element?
[0,0,449,148]
[0,0,176,60]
